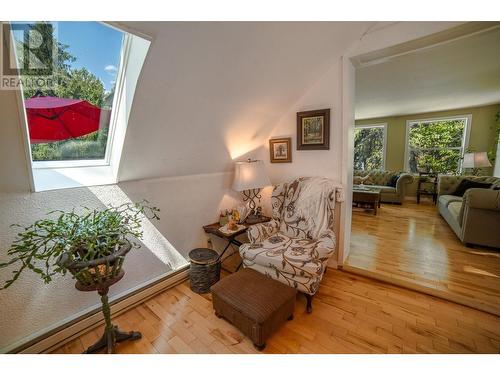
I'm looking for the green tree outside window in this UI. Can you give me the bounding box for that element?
[15,22,120,161]
[354,126,385,171]
[407,119,466,174]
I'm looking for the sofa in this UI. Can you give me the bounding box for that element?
[437,175,500,249]
[353,170,414,204]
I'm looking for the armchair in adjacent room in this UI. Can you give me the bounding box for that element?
[239,177,343,313]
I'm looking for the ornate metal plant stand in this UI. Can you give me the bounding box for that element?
[64,243,142,354]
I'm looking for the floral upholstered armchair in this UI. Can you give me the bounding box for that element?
[239,177,344,313]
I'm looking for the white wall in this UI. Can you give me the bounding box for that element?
[262,62,345,265]
[265,63,343,183]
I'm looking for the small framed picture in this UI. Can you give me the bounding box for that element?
[269,137,292,163]
[297,108,330,150]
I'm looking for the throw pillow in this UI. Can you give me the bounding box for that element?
[388,174,400,187]
[362,176,374,185]
[452,179,492,197]
[353,176,364,185]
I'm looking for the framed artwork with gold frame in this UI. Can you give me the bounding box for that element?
[297,108,330,150]
[269,137,292,163]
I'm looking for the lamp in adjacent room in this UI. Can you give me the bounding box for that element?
[462,152,492,176]
[233,159,271,223]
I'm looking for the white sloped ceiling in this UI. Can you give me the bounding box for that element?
[356,26,500,119]
[116,22,374,181]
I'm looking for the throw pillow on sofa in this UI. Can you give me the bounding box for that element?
[353,176,364,185]
[362,176,374,185]
[388,174,400,187]
[452,179,492,197]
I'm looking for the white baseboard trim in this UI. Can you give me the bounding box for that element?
[12,266,189,354]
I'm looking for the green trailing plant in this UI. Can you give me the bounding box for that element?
[0,200,160,289]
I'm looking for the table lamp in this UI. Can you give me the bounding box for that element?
[233,159,271,224]
[462,152,492,176]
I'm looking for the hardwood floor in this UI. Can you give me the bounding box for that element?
[346,201,500,316]
[53,269,500,354]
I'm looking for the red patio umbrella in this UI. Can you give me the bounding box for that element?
[25,96,104,144]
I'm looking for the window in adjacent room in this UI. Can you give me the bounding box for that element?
[405,115,470,174]
[353,123,387,171]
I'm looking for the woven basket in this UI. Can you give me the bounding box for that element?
[189,248,221,294]
[60,243,132,291]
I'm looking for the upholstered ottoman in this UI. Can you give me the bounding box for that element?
[210,268,296,350]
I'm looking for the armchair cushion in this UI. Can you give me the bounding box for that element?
[240,230,335,282]
[240,230,335,294]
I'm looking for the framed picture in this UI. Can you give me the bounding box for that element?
[297,108,330,150]
[269,137,292,163]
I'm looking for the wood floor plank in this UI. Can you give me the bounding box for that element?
[346,201,500,315]
[53,269,500,354]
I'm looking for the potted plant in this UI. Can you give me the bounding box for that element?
[0,200,160,354]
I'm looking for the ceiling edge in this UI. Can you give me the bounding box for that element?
[351,21,500,68]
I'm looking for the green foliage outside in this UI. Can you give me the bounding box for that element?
[17,22,117,161]
[354,126,384,170]
[408,119,465,174]
[486,111,500,165]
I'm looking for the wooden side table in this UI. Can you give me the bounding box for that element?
[203,216,271,272]
[417,172,437,204]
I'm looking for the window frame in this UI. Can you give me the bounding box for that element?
[24,31,132,170]
[404,114,472,174]
[10,21,151,192]
[353,122,388,171]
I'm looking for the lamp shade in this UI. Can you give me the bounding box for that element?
[233,159,271,192]
[462,152,492,168]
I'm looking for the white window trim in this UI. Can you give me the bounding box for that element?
[404,114,472,174]
[354,122,388,170]
[30,34,132,170]
[11,23,151,192]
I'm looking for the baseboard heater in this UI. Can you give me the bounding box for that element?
[7,265,189,354]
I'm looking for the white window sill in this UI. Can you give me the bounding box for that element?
[33,165,117,192]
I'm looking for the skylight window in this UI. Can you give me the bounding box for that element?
[13,22,122,164]
[8,21,151,191]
